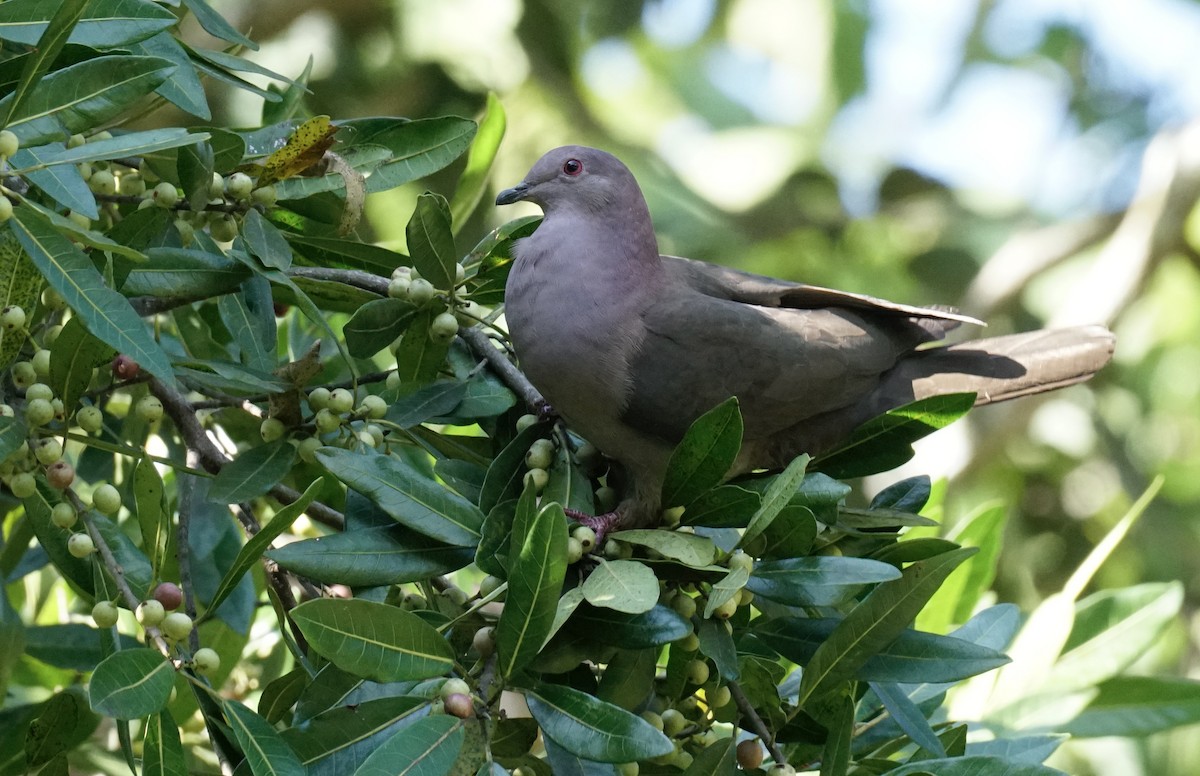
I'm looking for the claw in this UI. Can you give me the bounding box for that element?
[564,508,621,546]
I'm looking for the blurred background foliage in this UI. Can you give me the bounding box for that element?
[163,0,1199,771]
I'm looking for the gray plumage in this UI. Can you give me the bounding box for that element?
[497,146,1115,528]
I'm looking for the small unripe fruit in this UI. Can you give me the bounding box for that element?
[225,172,253,199]
[728,549,754,573]
[260,417,286,442]
[429,311,458,345]
[708,685,731,708]
[385,371,401,390]
[88,169,117,195]
[92,483,121,515]
[161,612,193,640]
[616,763,638,776]
[328,388,354,413]
[34,438,62,465]
[307,387,330,410]
[111,354,140,380]
[10,472,36,498]
[26,383,53,402]
[209,214,238,242]
[193,647,220,675]
[359,395,388,419]
[120,172,145,196]
[173,218,194,245]
[0,404,11,417]
[136,599,165,627]
[67,133,86,149]
[208,172,225,199]
[676,632,700,651]
[45,460,74,489]
[515,413,538,433]
[153,582,183,611]
[314,408,341,434]
[251,185,277,207]
[406,278,435,305]
[152,182,178,207]
[50,399,65,423]
[566,536,583,564]
[523,467,548,493]
[440,677,470,699]
[767,765,796,775]
[31,349,50,377]
[11,360,35,388]
[68,532,96,558]
[736,740,764,770]
[51,502,77,528]
[661,708,686,736]
[92,600,119,628]
[297,436,322,463]
[524,439,554,470]
[136,395,164,422]
[444,693,473,719]
[472,626,495,657]
[640,711,664,731]
[25,398,54,427]
[0,129,19,157]
[687,659,710,685]
[0,196,12,223]
[387,276,410,298]
[76,406,103,433]
[595,485,617,511]
[90,131,113,142]
[1,305,25,330]
[572,525,597,553]
[671,593,697,619]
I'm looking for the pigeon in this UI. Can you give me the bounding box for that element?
[496,146,1115,535]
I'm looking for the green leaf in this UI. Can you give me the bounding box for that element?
[29,128,209,170]
[610,529,716,567]
[344,116,477,194]
[266,524,473,587]
[871,475,932,513]
[526,683,673,763]
[0,0,175,47]
[681,485,761,528]
[0,55,176,146]
[224,700,306,776]
[386,380,468,428]
[243,209,293,271]
[407,192,457,290]
[702,566,748,618]
[818,687,855,776]
[203,479,323,621]
[11,206,176,386]
[741,454,810,549]
[496,491,568,678]
[0,416,27,470]
[566,604,691,649]
[450,92,506,233]
[1064,675,1200,737]
[352,715,464,776]
[133,456,167,574]
[218,277,276,374]
[343,297,417,358]
[887,757,1065,776]
[132,32,210,119]
[122,247,251,298]
[1,0,89,128]
[871,681,945,758]
[143,709,186,776]
[292,598,455,682]
[12,143,97,217]
[280,695,427,767]
[209,440,296,503]
[181,0,257,49]
[177,137,215,211]
[22,491,93,595]
[796,547,979,706]
[48,317,114,412]
[391,309,453,383]
[542,440,595,514]
[0,228,43,368]
[581,559,659,614]
[88,648,174,719]
[24,690,96,768]
[917,503,1007,633]
[813,393,977,479]
[596,648,657,711]
[746,557,902,606]
[696,617,738,682]
[286,233,408,276]
[661,397,742,508]
[316,446,484,546]
[478,422,550,514]
[684,737,736,775]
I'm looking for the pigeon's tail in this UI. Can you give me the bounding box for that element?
[877,325,1116,410]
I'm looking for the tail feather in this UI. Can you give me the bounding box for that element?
[875,325,1116,410]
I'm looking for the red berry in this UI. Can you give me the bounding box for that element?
[45,460,75,489]
[153,582,183,611]
[112,355,140,380]
[443,693,474,719]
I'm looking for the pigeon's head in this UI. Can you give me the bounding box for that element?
[495,146,640,215]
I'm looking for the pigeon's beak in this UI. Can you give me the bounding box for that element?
[495,182,530,206]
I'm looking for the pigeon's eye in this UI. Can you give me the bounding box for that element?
[562,158,583,176]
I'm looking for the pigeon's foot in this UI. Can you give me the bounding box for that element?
[564,508,623,545]
[534,399,558,423]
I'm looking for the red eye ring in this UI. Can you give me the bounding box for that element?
[562,158,583,176]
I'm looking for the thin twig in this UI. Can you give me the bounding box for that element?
[178,452,201,653]
[458,326,543,411]
[729,680,786,766]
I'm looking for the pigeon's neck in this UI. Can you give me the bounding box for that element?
[541,194,662,278]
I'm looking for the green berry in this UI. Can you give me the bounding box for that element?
[193,647,220,675]
[251,185,277,207]
[152,182,178,208]
[328,388,354,414]
[440,677,470,700]
[0,196,12,223]
[566,536,583,564]
[25,398,54,427]
[314,408,341,434]
[34,438,62,465]
[307,387,330,410]
[92,600,119,628]
[728,549,754,573]
[472,626,495,657]
[359,395,388,419]
[708,685,731,708]
[31,349,50,377]
[225,172,253,199]
[120,172,145,196]
[677,632,700,651]
[66,210,91,229]
[524,438,554,470]
[429,311,459,344]
[208,172,225,199]
[0,129,20,158]
[67,134,85,149]
[9,472,36,498]
[67,532,95,558]
[26,382,53,401]
[572,525,597,553]
[260,417,286,442]
[387,276,410,298]
[406,278,435,305]
[136,599,165,627]
[385,371,401,390]
[92,483,121,515]
[687,659,710,685]
[298,436,322,463]
[454,263,466,285]
[661,708,686,736]
[51,502,77,528]
[523,467,548,493]
[1,305,26,330]
[137,395,164,422]
[515,414,538,433]
[712,596,738,620]
[671,592,697,619]
[76,406,103,433]
[89,169,117,195]
[161,612,193,640]
[11,360,36,388]
[208,214,238,242]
